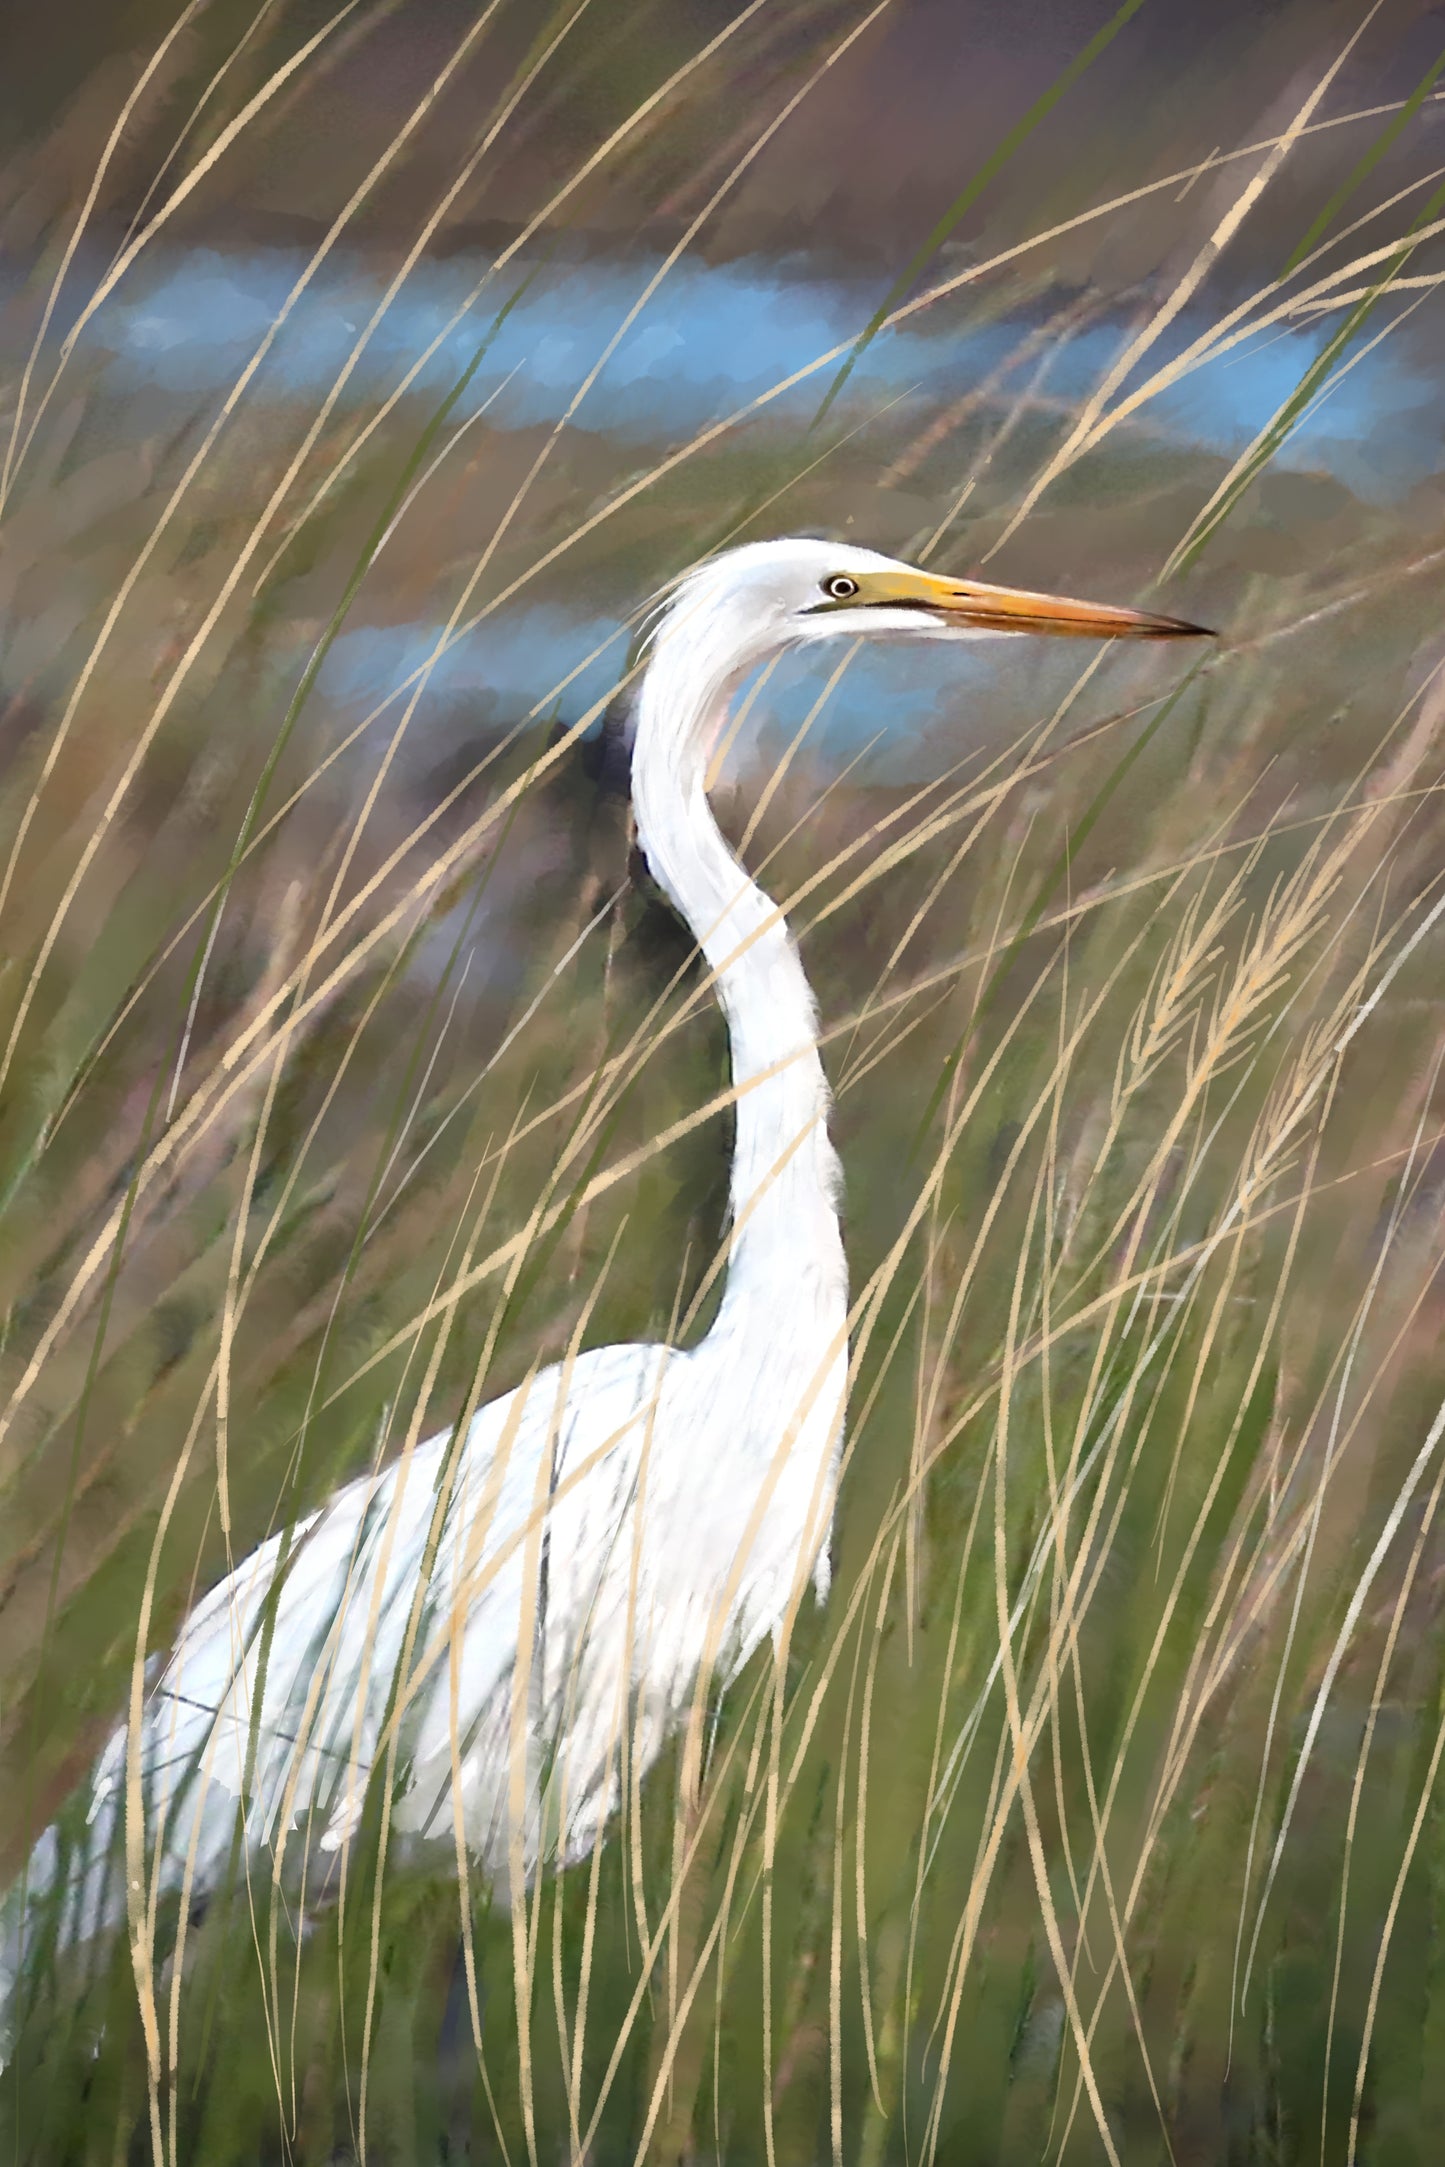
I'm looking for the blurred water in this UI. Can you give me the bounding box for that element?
[317,602,1009,782]
[93,242,1442,487]
[19,239,1443,776]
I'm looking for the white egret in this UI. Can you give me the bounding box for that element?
[2,538,1208,2025]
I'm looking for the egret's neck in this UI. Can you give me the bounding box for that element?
[630,621,846,1347]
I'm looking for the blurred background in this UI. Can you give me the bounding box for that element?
[2,0,1445,2159]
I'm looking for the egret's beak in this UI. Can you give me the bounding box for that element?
[824,569,1213,641]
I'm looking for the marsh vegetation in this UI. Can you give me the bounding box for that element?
[3,1,1445,2158]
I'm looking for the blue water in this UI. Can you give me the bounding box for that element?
[319,607,630,716]
[51,238,1444,774]
[96,242,1441,495]
[317,602,1083,787]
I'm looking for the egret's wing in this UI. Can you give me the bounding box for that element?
[126,1343,660,1886]
[392,1340,674,1871]
[2,1340,674,2024]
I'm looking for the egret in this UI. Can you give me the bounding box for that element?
[2,538,1208,2027]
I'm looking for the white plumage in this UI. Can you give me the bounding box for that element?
[2,536,1205,2032]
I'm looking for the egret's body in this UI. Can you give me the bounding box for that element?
[2,539,1204,2024]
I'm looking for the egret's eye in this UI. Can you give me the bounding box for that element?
[823,574,859,601]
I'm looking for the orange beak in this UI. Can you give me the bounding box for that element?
[821,568,1213,641]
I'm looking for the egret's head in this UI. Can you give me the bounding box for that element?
[658,536,1211,672]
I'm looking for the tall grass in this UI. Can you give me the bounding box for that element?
[3,1,1445,2159]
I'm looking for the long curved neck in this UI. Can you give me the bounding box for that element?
[630,620,846,1345]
